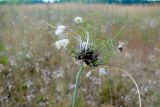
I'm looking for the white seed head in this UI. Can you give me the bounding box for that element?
[74,16,83,24]
[54,39,69,49]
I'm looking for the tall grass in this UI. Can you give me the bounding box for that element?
[0,4,160,107]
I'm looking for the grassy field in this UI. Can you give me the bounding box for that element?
[0,3,160,107]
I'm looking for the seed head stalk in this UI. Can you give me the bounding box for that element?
[117,68,142,107]
[72,64,84,107]
[103,66,142,107]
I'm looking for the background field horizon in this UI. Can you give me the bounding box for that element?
[0,0,160,5]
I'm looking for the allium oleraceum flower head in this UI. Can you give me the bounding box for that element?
[75,32,101,67]
[55,25,66,36]
[75,45,101,67]
[74,16,83,24]
[54,17,113,67]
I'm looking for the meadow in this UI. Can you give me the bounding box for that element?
[0,3,160,107]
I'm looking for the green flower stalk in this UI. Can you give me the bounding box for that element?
[72,64,84,107]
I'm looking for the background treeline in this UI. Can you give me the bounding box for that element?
[0,0,160,4]
[63,0,160,4]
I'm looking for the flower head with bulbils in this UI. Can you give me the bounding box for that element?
[53,17,113,67]
[75,47,100,67]
[75,31,101,67]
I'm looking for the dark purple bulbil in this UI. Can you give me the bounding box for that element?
[75,48,100,67]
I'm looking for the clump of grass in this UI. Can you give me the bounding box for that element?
[0,41,8,65]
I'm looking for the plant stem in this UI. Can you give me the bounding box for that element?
[116,68,142,107]
[72,64,84,107]
[103,66,142,107]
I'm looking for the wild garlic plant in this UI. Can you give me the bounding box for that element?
[42,16,141,107]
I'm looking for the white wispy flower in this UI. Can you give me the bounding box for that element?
[74,16,83,24]
[54,39,69,49]
[98,68,107,76]
[55,25,66,36]
[81,42,87,49]
[79,31,90,51]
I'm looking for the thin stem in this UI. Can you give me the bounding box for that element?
[103,66,142,107]
[72,64,84,107]
[115,68,142,107]
[41,20,56,29]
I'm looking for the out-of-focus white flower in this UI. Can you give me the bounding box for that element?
[26,90,35,101]
[54,39,69,49]
[26,53,32,59]
[56,84,63,92]
[98,68,107,76]
[121,73,127,78]
[68,83,75,90]
[55,25,66,36]
[56,95,62,101]
[0,64,5,72]
[125,95,131,101]
[25,80,33,88]
[92,77,101,85]
[149,19,157,28]
[118,41,125,52]
[74,16,83,24]
[86,71,92,78]
[57,25,66,30]
[53,68,64,78]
